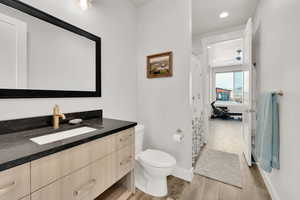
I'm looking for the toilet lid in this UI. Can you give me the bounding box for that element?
[138,149,176,168]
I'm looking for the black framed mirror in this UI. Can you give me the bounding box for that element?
[0,0,101,98]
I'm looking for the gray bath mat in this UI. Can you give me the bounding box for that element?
[194,149,242,188]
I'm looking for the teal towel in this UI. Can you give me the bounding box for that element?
[255,93,280,173]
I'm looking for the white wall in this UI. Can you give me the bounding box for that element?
[253,0,300,199]
[0,0,137,121]
[136,0,193,176]
[192,25,245,55]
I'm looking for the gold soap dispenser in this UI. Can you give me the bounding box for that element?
[52,105,66,129]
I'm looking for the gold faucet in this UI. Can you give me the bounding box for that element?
[52,105,66,129]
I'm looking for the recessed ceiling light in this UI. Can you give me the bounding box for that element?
[79,0,92,10]
[219,12,229,19]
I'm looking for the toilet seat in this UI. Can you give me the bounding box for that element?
[138,149,176,168]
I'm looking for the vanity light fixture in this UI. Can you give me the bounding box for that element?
[79,0,92,11]
[219,12,229,19]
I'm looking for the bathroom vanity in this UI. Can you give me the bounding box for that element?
[0,110,137,200]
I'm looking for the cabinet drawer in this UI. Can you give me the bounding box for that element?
[61,163,94,200]
[31,142,91,192]
[31,180,62,200]
[32,154,117,200]
[90,154,117,199]
[31,152,62,192]
[117,145,134,180]
[20,196,30,200]
[0,163,30,200]
[60,142,91,177]
[116,128,134,150]
[32,164,93,200]
[91,134,116,162]
[31,135,115,192]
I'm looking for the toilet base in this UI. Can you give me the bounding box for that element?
[135,162,168,197]
[136,176,168,197]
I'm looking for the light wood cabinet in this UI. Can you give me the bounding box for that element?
[31,143,91,192]
[0,163,30,200]
[31,154,117,200]
[31,180,62,200]
[31,152,62,192]
[31,142,94,192]
[91,134,116,162]
[116,129,133,150]
[31,128,134,200]
[20,196,30,200]
[61,162,93,200]
[0,128,134,200]
[60,142,92,177]
[90,153,117,199]
[117,145,134,180]
[31,134,117,192]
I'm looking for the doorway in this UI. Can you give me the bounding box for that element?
[193,19,257,188]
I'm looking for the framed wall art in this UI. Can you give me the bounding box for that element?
[147,51,173,78]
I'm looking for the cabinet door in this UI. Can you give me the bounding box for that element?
[0,163,30,200]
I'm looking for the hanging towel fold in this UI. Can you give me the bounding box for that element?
[255,93,280,173]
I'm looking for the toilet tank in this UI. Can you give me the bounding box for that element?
[135,124,145,156]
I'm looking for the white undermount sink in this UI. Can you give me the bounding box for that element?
[30,126,98,145]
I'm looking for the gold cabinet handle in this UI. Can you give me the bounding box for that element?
[0,181,16,196]
[120,156,133,166]
[119,134,132,142]
[73,179,96,197]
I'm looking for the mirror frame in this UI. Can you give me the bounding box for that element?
[0,0,101,98]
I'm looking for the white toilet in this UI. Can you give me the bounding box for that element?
[134,125,176,197]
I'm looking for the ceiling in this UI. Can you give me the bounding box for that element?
[193,0,259,36]
[130,0,149,7]
[130,0,259,36]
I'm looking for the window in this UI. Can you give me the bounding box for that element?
[215,71,245,104]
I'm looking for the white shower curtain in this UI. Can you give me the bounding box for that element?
[191,55,206,166]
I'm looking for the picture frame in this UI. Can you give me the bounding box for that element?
[147,51,173,78]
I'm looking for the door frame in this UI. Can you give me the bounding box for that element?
[201,29,245,144]
[200,25,255,154]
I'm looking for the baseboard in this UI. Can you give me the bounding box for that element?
[172,166,194,182]
[257,165,280,200]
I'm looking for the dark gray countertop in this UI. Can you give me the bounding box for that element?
[0,118,137,172]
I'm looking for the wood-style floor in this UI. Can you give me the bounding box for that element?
[98,120,271,200]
